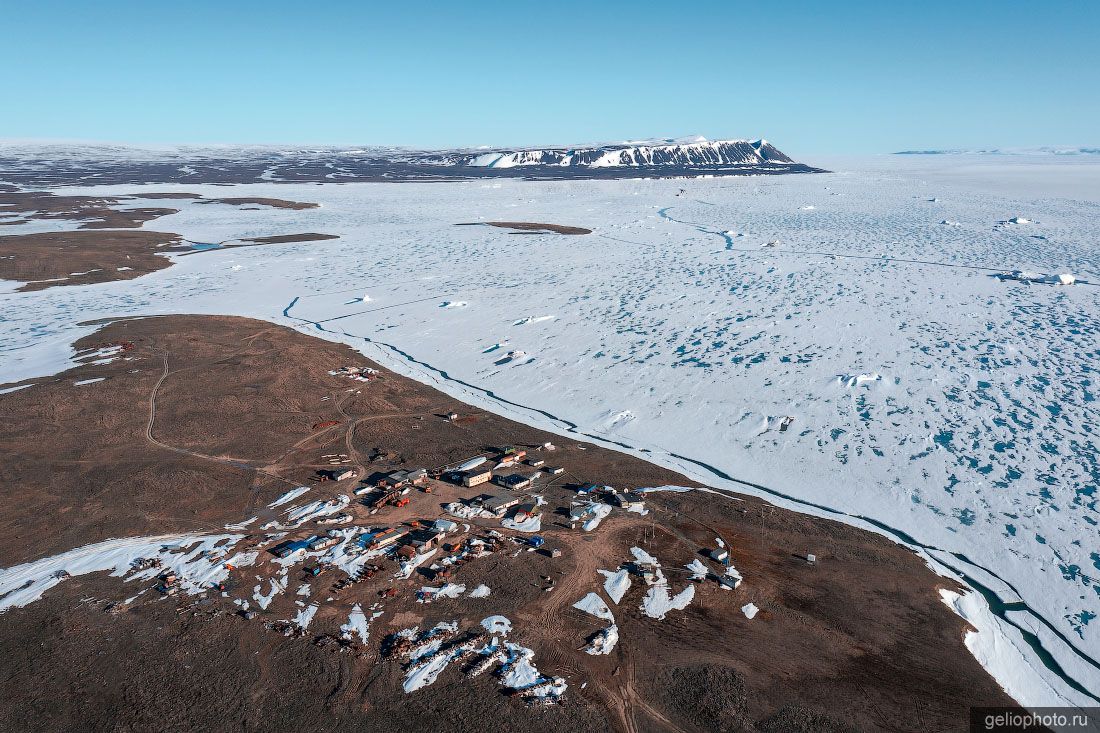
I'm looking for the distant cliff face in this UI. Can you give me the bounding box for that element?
[421,139,796,169]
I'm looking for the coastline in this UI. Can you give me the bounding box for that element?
[0,314,1015,730]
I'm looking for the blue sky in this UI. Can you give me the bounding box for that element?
[3,0,1097,154]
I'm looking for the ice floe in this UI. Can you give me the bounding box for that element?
[512,315,555,326]
[840,373,881,388]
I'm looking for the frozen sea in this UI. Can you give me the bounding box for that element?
[2,154,1099,705]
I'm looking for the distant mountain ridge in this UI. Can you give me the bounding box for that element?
[420,138,794,169]
[0,137,821,187]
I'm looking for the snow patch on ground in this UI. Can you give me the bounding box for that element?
[481,615,512,634]
[723,564,744,589]
[631,547,659,566]
[585,624,619,655]
[268,487,309,508]
[294,603,319,629]
[445,502,493,520]
[0,533,243,612]
[253,571,287,610]
[404,651,452,693]
[418,583,466,602]
[499,642,566,699]
[573,592,615,622]
[395,548,437,580]
[635,486,695,494]
[340,604,375,643]
[285,495,350,526]
[686,558,709,580]
[579,503,613,531]
[641,581,695,620]
[501,514,541,533]
[598,568,632,604]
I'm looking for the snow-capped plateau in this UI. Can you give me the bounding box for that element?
[420,138,794,169]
